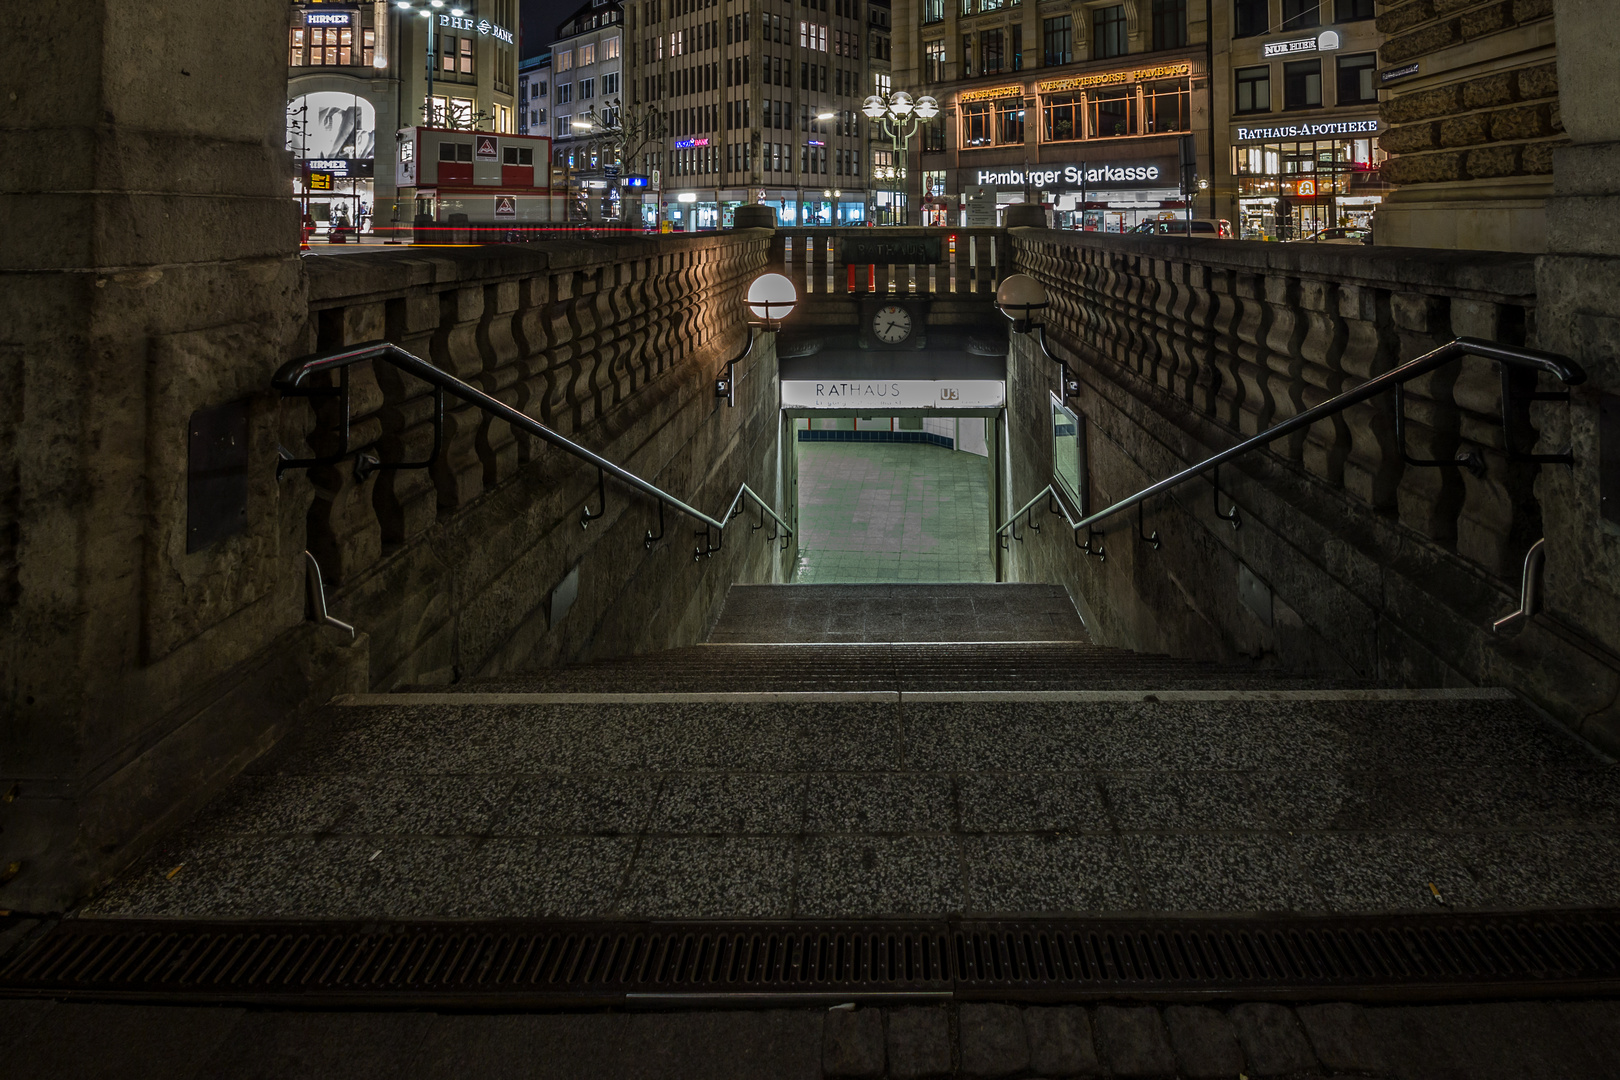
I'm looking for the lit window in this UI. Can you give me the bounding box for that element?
[556,49,574,71]
[604,35,621,59]
[579,42,596,65]
[459,37,474,74]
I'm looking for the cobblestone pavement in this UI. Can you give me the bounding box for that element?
[84,692,1620,920]
[793,441,994,584]
[7,995,1620,1079]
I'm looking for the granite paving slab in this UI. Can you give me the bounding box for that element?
[81,691,1620,921]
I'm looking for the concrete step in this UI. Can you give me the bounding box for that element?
[707,583,1091,644]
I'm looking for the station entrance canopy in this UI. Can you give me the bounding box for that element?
[779,348,1006,413]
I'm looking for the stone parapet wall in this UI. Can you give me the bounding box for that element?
[294,233,788,686]
[1005,228,1620,751]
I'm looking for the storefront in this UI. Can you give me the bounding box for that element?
[1230,119,1386,240]
[957,157,1183,231]
[288,89,383,234]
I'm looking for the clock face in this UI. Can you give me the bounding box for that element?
[872,305,913,344]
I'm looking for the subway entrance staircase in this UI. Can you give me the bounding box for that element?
[5,583,1620,1077]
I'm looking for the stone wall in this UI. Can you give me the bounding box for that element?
[296,236,791,688]
[1004,228,1620,753]
[1375,0,1562,251]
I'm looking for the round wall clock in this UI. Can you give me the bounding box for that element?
[872,305,913,344]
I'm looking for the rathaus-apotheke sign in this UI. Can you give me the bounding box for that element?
[1236,120,1380,141]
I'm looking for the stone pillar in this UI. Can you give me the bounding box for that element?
[0,1,359,910]
[1532,1,1620,750]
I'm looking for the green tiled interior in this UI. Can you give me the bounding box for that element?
[792,441,994,583]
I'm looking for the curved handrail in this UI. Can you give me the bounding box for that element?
[273,341,792,551]
[997,336,1584,541]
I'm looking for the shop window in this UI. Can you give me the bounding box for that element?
[1090,86,1134,137]
[1336,53,1376,104]
[923,0,944,23]
[1337,0,1375,18]
[962,102,993,146]
[1043,16,1072,66]
[1233,0,1267,37]
[1282,0,1319,30]
[981,28,1005,74]
[997,100,1025,144]
[1235,65,1271,113]
[1092,6,1127,60]
[924,39,945,81]
[1152,0,1187,51]
[1283,59,1321,109]
[924,170,946,196]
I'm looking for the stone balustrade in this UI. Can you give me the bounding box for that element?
[291,231,788,687]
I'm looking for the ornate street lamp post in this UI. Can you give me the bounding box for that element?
[861,90,938,226]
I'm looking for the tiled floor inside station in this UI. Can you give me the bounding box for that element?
[792,440,993,583]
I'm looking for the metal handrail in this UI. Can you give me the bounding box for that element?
[997,336,1584,545]
[273,341,792,558]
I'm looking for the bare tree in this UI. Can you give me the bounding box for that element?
[574,98,666,222]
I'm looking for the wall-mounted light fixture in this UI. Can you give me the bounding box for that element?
[718,273,798,406]
[995,273,1078,399]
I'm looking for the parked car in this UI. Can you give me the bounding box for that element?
[1292,226,1372,245]
[1130,218,1233,238]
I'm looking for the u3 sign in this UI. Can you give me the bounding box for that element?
[940,388,960,401]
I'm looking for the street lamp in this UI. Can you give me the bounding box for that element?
[717,273,798,406]
[862,90,938,226]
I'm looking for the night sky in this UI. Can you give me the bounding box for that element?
[520,0,581,57]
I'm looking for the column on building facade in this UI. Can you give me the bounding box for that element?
[1373,0,1557,252]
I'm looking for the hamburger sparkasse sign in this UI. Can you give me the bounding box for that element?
[975,160,1175,190]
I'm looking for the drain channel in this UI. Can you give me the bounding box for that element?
[4,911,1618,1007]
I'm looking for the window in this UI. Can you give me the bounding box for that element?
[604,35,621,59]
[981,28,1005,74]
[962,102,992,146]
[875,72,891,95]
[1152,0,1187,50]
[1012,25,1023,71]
[997,99,1025,144]
[1337,0,1375,19]
[1043,16,1071,66]
[556,48,573,71]
[923,0,944,22]
[1091,87,1133,136]
[923,169,946,196]
[1235,65,1270,112]
[579,77,595,99]
[578,42,596,65]
[1092,6,1127,59]
[459,37,474,74]
[961,34,972,77]
[1283,59,1322,108]
[602,71,620,95]
[289,28,305,66]
[924,39,945,81]
[1282,0,1319,30]
[1233,0,1266,37]
[502,146,536,165]
[1336,52,1376,103]
[923,117,946,151]
[556,82,573,104]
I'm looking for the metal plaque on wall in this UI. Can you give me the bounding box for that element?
[839,235,942,265]
[187,400,250,553]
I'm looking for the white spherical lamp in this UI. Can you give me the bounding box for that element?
[914,95,940,120]
[747,272,797,326]
[995,273,1049,334]
[890,91,913,116]
[862,95,887,119]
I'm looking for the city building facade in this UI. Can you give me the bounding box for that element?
[900,0,1213,230]
[518,51,553,137]
[1210,0,1385,241]
[287,0,522,236]
[630,0,879,230]
[550,0,629,222]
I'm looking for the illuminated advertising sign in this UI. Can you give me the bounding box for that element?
[1038,62,1191,95]
[975,161,1172,189]
[304,9,356,26]
[439,12,515,44]
[674,137,710,148]
[959,85,1024,102]
[1235,119,1379,141]
[1262,30,1340,58]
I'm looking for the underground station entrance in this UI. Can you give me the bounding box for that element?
[779,314,1006,585]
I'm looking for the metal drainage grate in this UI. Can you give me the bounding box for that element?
[4,911,1619,1007]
